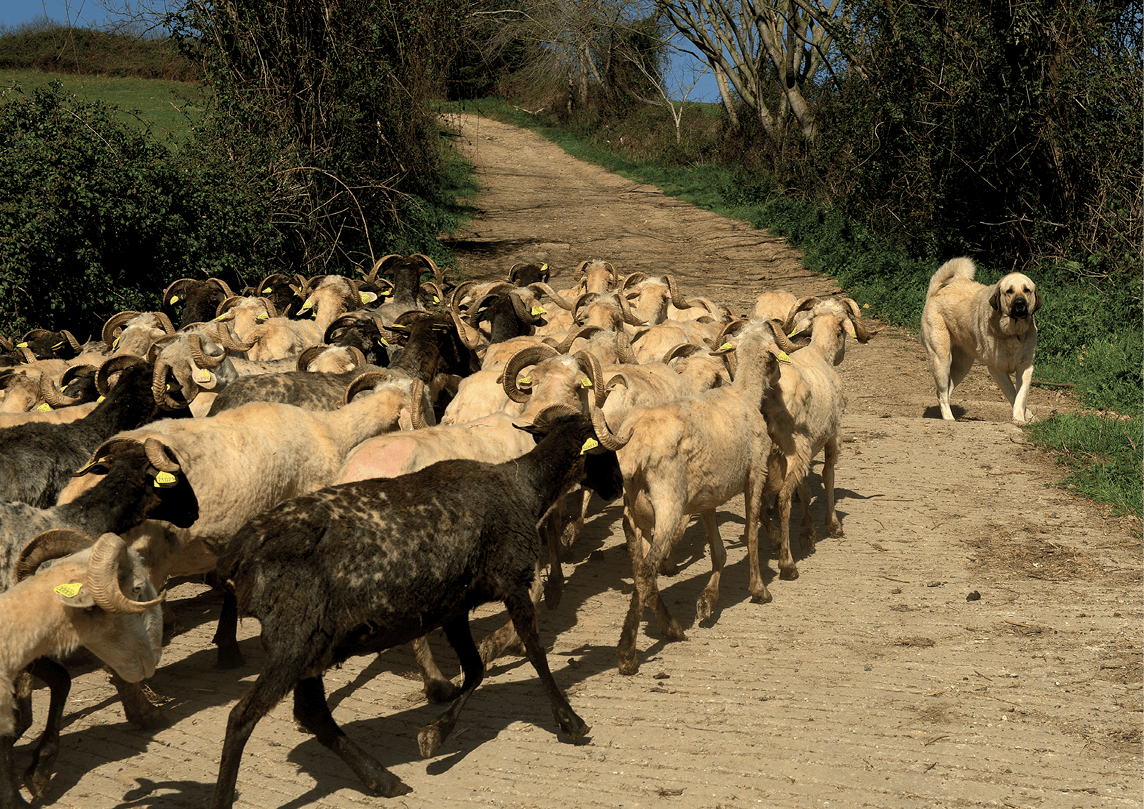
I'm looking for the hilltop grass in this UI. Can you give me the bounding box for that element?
[0,69,207,143]
[439,97,1142,527]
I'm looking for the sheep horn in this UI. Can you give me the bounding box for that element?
[838,297,872,343]
[216,325,255,353]
[60,330,82,352]
[574,259,590,283]
[95,355,146,396]
[162,278,198,307]
[258,297,278,319]
[614,328,637,363]
[22,328,53,342]
[620,272,649,292]
[604,262,619,287]
[573,350,608,407]
[468,282,515,325]
[208,277,236,298]
[154,311,176,335]
[618,293,646,326]
[554,325,604,354]
[17,346,36,364]
[768,319,802,355]
[59,363,96,389]
[215,296,245,318]
[144,437,181,474]
[102,311,141,346]
[447,304,484,350]
[151,354,188,409]
[16,529,95,582]
[502,344,560,403]
[662,343,701,364]
[783,296,820,335]
[39,373,82,407]
[86,533,164,614]
[448,280,477,313]
[187,333,226,369]
[507,263,527,283]
[367,254,402,283]
[345,345,366,369]
[509,291,540,324]
[342,370,396,407]
[666,275,692,309]
[296,345,326,372]
[409,378,428,429]
[526,282,573,310]
[587,388,631,451]
[420,281,445,307]
[712,318,749,349]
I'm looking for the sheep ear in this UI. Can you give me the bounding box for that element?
[55,581,95,609]
[842,319,857,338]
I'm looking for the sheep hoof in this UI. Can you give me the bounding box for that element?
[750,587,772,604]
[417,725,447,758]
[365,771,413,798]
[828,521,844,539]
[617,654,640,676]
[779,566,799,581]
[696,593,717,623]
[657,558,678,576]
[543,576,564,610]
[557,713,591,742]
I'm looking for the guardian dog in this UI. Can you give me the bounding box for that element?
[920,257,1041,424]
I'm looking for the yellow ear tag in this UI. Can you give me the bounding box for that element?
[381,289,392,296]
[378,337,389,347]
[36,403,52,412]
[54,582,83,598]
[580,437,599,455]
[16,342,27,348]
[788,329,799,338]
[719,342,734,351]
[215,314,227,321]
[153,471,178,488]
[262,287,273,294]
[580,377,592,388]
[531,306,547,316]
[301,299,313,310]
[433,295,440,304]
[540,263,548,271]
[518,376,531,386]
[778,351,792,363]
[60,384,68,392]
[257,312,269,319]
[843,320,857,338]
[170,294,180,304]
[112,336,120,349]
[96,395,105,403]
[194,369,212,383]
[360,292,373,304]
[52,342,63,349]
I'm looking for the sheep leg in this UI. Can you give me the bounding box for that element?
[413,637,462,704]
[695,510,725,622]
[746,475,774,604]
[19,658,69,800]
[418,616,484,758]
[1,735,29,809]
[212,589,246,669]
[505,586,589,742]
[293,676,410,797]
[540,509,565,609]
[618,503,686,675]
[823,437,843,538]
[107,670,167,729]
[797,477,817,550]
[775,479,800,580]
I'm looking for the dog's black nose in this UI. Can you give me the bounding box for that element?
[1011,297,1028,316]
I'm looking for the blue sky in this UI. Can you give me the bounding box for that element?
[1,0,723,102]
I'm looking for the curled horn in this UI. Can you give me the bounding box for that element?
[59,363,96,389]
[448,280,477,313]
[208,277,235,298]
[16,346,36,363]
[162,278,198,307]
[604,262,619,287]
[507,263,530,284]
[621,272,649,292]
[60,330,82,352]
[16,529,95,582]
[783,296,821,336]
[296,345,326,372]
[573,349,608,408]
[662,342,702,364]
[151,348,189,409]
[366,254,402,283]
[509,291,539,324]
[215,324,255,353]
[420,281,446,307]
[501,344,561,403]
[447,303,484,349]
[154,311,176,335]
[574,259,591,283]
[555,325,604,354]
[410,253,442,283]
[468,282,514,325]
[187,333,226,369]
[22,328,53,342]
[666,275,692,309]
[0,334,13,351]
[257,297,278,318]
[102,311,141,347]
[838,297,872,343]
[526,282,572,310]
[144,437,181,473]
[614,328,637,363]
[408,378,428,429]
[587,384,632,451]
[342,370,397,407]
[323,313,367,343]
[617,292,646,326]
[95,354,146,396]
[767,319,803,355]
[215,296,246,318]
[86,533,164,614]
[712,318,749,349]
[39,372,82,407]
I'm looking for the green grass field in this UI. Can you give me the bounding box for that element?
[0,69,206,143]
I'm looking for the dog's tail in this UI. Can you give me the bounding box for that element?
[927,257,977,299]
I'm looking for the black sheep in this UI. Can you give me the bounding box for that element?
[210,414,622,807]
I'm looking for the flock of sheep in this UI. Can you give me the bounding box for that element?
[0,254,874,807]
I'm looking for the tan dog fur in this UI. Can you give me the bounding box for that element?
[920,257,1041,424]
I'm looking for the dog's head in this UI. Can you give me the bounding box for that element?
[989,273,1041,320]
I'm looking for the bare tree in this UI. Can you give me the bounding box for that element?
[654,0,845,141]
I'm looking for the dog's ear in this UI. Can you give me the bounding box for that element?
[1031,287,1043,314]
[988,285,1002,312]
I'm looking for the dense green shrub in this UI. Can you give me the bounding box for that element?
[0,81,279,338]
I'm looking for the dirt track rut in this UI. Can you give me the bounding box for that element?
[21,112,1142,809]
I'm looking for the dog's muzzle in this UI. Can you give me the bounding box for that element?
[1010,296,1029,318]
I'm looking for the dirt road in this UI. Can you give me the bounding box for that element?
[24,113,1142,809]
